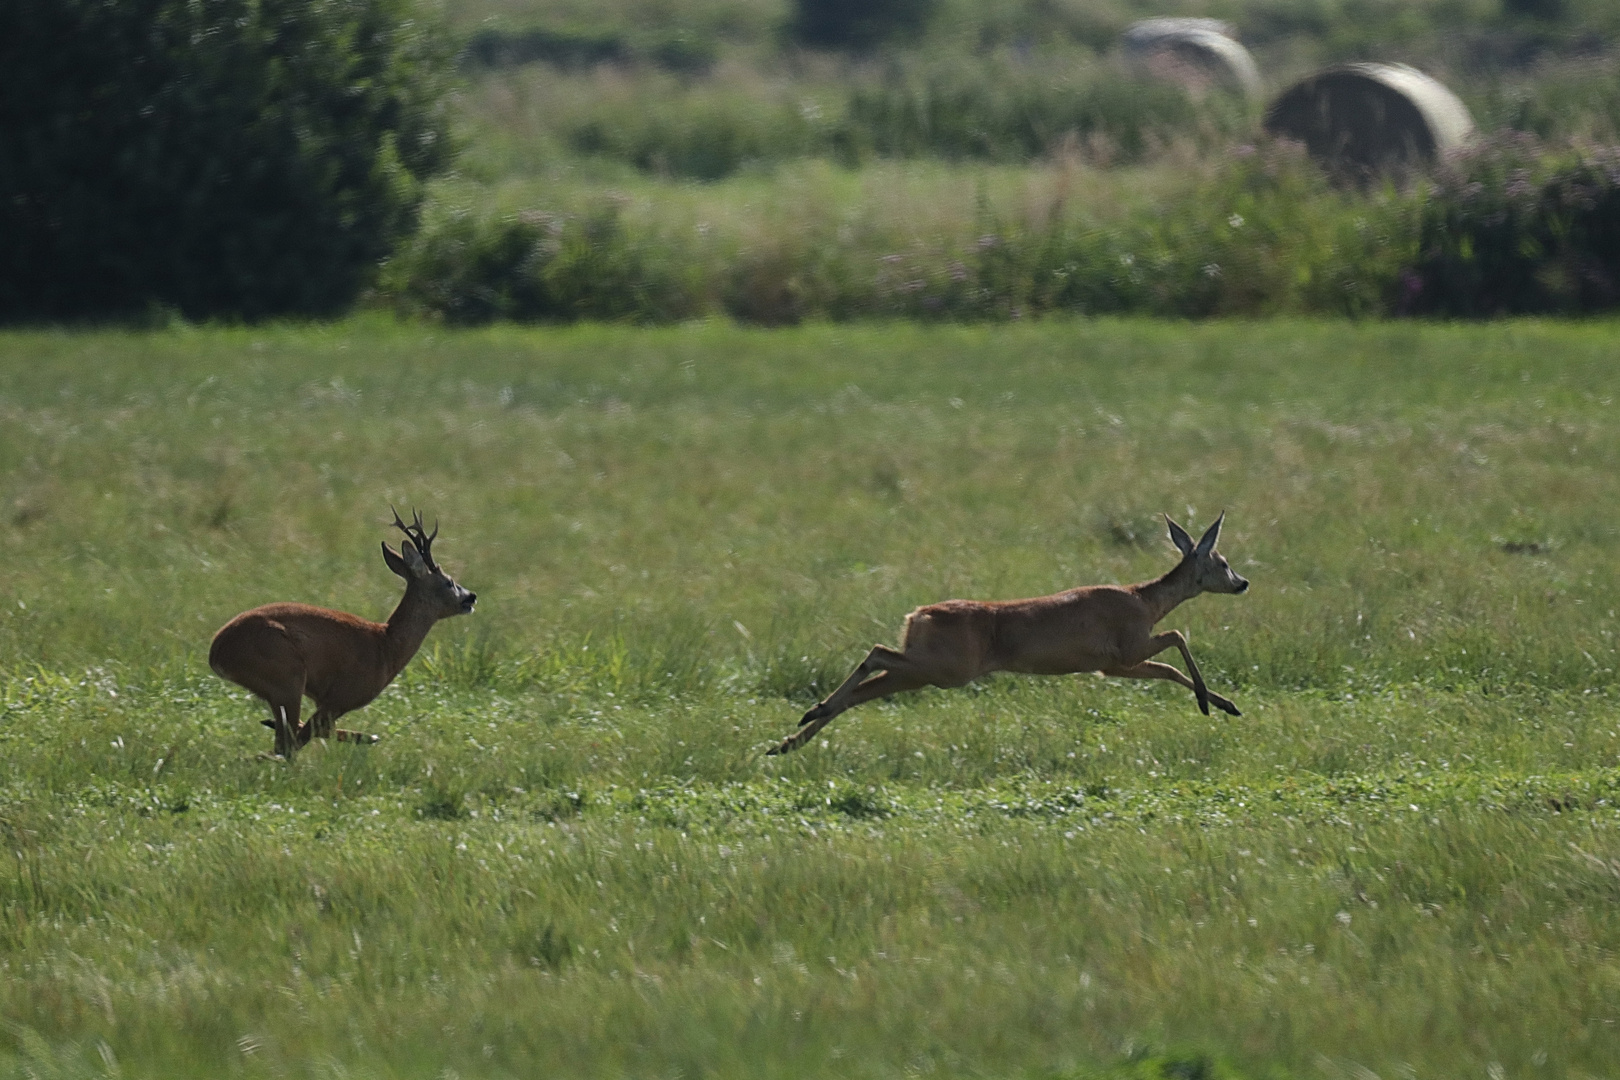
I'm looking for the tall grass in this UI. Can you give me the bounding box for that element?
[840,53,1243,166]
[458,49,1230,182]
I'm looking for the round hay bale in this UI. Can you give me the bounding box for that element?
[1121,18,1261,99]
[1263,63,1475,180]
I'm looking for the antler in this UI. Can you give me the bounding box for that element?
[390,506,440,572]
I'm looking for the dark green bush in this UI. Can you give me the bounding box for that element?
[0,0,452,322]
[382,214,549,325]
[1407,135,1620,315]
[787,0,939,51]
[384,205,703,325]
[860,142,1410,320]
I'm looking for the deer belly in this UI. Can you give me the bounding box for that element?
[990,628,1117,674]
[302,663,389,713]
[312,681,384,714]
[999,649,1115,676]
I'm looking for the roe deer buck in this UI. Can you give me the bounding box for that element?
[209,509,477,759]
[769,513,1248,755]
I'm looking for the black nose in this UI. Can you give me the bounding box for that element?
[1236,579,1250,593]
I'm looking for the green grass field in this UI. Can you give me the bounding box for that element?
[6,319,1620,1078]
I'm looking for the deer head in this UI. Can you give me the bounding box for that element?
[1165,512,1249,595]
[382,508,477,617]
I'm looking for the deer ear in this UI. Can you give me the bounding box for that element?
[399,540,429,577]
[1165,514,1195,558]
[382,542,411,580]
[1195,511,1225,556]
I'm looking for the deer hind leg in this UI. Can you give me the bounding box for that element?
[770,645,924,755]
[224,624,312,756]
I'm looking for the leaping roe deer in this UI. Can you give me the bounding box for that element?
[769,513,1248,755]
[209,510,477,759]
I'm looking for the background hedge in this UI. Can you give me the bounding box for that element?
[0,0,453,322]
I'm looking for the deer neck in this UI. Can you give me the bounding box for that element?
[1133,558,1201,624]
[382,587,441,678]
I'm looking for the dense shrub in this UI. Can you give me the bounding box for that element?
[1407,135,1620,315]
[787,0,939,51]
[385,144,1415,324]
[0,0,452,322]
[394,137,1620,324]
[382,205,703,324]
[858,142,1412,320]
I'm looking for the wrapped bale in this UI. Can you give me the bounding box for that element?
[1264,63,1474,180]
[1122,18,1261,99]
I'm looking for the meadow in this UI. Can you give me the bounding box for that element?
[5,319,1620,1077]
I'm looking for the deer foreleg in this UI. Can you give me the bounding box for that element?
[1165,635,1241,716]
[1138,630,1213,715]
[263,708,325,749]
[1103,659,1241,716]
[281,707,379,745]
[286,708,332,749]
[307,708,335,741]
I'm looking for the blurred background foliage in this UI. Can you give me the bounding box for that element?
[10,0,1620,321]
[0,0,455,322]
